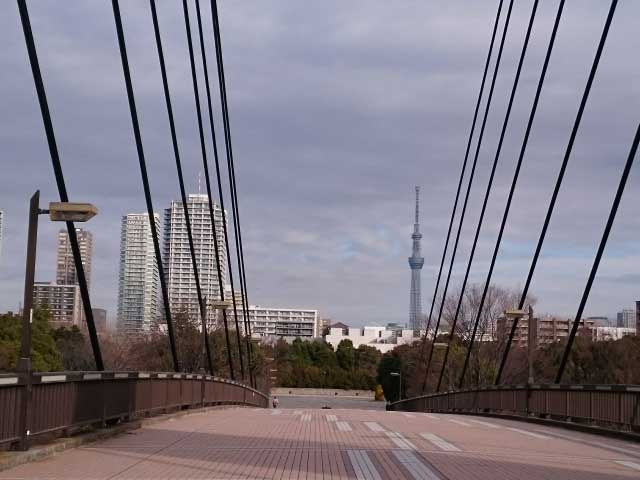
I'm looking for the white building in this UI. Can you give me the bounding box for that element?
[325,325,423,353]
[33,281,82,326]
[117,214,160,332]
[593,326,636,342]
[56,228,93,292]
[162,194,227,322]
[238,305,319,339]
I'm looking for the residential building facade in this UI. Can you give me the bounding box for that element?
[239,306,319,339]
[162,194,227,322]
[56,228,93,291]
[617,309,635,328]
[33,281,83,326]
[117,213,160,332]
[496,315,596,348]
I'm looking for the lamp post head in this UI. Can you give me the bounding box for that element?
[47,202,97,222]
[503,309,527,319]
[390,372,400,377]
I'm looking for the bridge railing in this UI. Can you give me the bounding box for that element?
[0,371,268,450]
[387,384,640,433]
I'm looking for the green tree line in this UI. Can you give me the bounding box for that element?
[265,338,382,391]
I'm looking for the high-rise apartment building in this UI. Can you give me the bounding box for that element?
[117,214,160,332]
[56,228,93,291]
[617,309,635,328]
[163,194,227,322]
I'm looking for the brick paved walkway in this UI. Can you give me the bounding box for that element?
[2,407,640,479]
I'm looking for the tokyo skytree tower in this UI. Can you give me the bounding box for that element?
[408,186,424,330]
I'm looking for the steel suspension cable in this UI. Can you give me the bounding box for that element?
[458,0,566,389]
[210,0,256,386]
[194,0,251,384]
[191,0,245,380]
[436,0,539,392]
[416,0,505,375]
[495,0,618,385]
[556,124,639,383]
[421,0,515,393]
[111,0,179,372]
[147,0,214,374]
[176,0,236,380]
[18,0,104,370]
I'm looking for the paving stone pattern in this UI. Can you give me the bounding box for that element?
[2,408,640,478]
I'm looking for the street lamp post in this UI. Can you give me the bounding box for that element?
[503,307,535,384]
[17,190,97,451]
[390,372,402,402]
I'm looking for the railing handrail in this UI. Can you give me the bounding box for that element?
[390,383,640,408]
[0,370,268,400]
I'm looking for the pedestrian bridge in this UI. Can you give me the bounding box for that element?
[2,405,640,479]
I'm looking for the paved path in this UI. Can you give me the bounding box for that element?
[2,408,640,479]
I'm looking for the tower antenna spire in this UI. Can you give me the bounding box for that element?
[415,186,420,225]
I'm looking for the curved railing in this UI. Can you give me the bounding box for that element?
[388,384,640,433]
[0,371,268,450]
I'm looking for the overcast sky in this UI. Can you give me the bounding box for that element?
[0,1,638,328]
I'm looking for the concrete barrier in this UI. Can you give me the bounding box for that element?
[270,387,374,399]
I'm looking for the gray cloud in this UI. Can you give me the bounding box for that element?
[1,1,639,327]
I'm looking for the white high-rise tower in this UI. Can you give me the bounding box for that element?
[117,213,160,332]
[162,194,227,322]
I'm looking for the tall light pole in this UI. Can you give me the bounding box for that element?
[18,190,97,450]
[503,307,535,384]
[390,371,402,402]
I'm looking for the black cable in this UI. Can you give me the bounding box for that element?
[18,0,104,371]
[195,1,250,384]
[191,0,245,380]
[147,0,214,375]
[416,0,505,376]
[421,0,515,393]
[111,0,179,372]
[436,0,539,392]
[210,0,256,387]
[458,0,566,389]
[178,0,236,380]
[496,0,618,385]
[556,123,639,383]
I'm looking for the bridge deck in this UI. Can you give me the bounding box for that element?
[2,407,640,479]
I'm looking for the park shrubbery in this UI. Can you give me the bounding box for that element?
[265,338,382,391]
